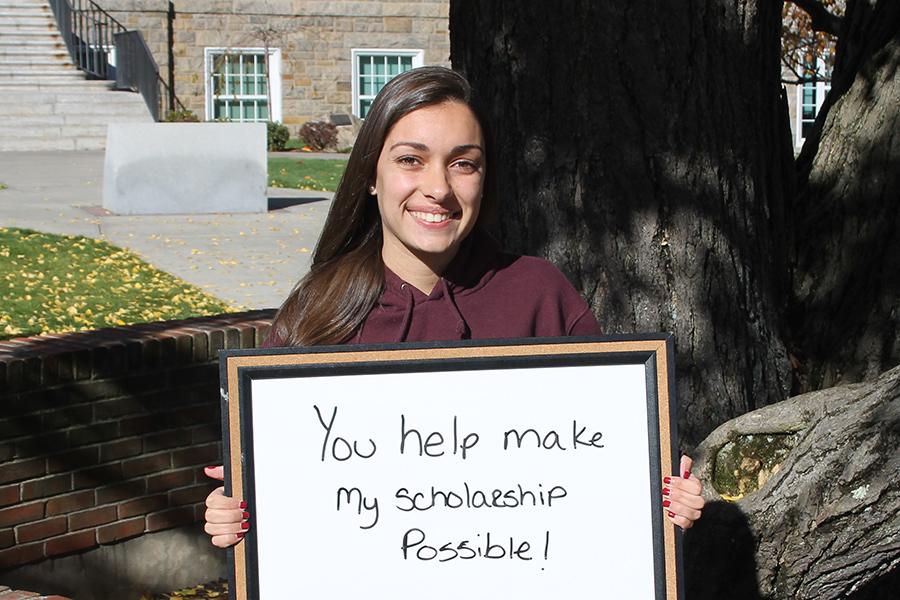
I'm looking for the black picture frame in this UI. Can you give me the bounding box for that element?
[219,334,682,600]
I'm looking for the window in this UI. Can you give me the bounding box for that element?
[204,48,282,122]
[351,49,424,118]
[794,57,831,147]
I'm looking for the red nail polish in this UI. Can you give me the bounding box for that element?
[243,511,250,519]
[667,511,675,518]
[205,465,217,470]
[241,522,250,530]
[662,488,670,496]
[236,532,245,539]
[663,500,671,508]
[663,476,672,484]
[240,501,247,509]
[684,471,691,479]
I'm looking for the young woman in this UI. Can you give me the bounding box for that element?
[203,66,705,548]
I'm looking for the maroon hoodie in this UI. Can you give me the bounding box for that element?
[265,230,600,347]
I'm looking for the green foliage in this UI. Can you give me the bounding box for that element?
[164,109,200,122]
[713,432,801,500]
[267,121,290,151]
[0,183,7,190]
[0,227,237,340]
[298,120,338,151]
[268,157,347,191]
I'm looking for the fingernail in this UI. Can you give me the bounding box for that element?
[205,465,216,470]
[242,511,250,519]
[236,532,245,539]
[667,510,675,518]
[241,522,250,530]
[663,500,671,508]
[663,476,672,484]
[662,488,670,496]
[684,471,691,479]
[239,501,247,509]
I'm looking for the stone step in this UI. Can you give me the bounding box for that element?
[0,80,118,91]
[0,32,63,44]
[0,99,148,114]
[0,19,60,32]
[0,57,73,67]
[0,91,148,105]
[0,136,105,152]
[0,60,75,70]
[0,11,51,20]
[0,16,56,27]
[0,70,82,80]
[0,1,50,7]
[0,39,65,49]
[0,101,151,117]
[0,48,69,58]
[0,123,112,138]
[0,113,151,127]
[0,26,61,35]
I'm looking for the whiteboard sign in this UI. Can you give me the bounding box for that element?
[220,337,681,600]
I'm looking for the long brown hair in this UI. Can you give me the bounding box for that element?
[270,66,495,346]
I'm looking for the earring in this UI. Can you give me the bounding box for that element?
[368,186,377,195]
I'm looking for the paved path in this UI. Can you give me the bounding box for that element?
[0,151,336,309]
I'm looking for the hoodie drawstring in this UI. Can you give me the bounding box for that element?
[394,283,415,343]
[440,278,470,339]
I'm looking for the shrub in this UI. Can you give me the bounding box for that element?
[298,121,338,151]
[267,121,290,151]
[164,109,200,122]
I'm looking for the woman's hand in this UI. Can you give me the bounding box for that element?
[203,465,250,548]
[663,455,704,529]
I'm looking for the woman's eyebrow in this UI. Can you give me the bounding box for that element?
[450,143,484,154]
[389,141,484,154]
[390,141,429,152]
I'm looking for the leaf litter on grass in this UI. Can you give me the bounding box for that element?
[139,579,228,600]
[0,227,241,340]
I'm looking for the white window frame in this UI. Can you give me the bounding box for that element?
[350,48,424,118]
[204,47,282,123]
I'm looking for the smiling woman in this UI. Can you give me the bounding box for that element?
[201,66,706,549]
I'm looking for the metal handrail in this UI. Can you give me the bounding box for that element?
[47,0,184,121]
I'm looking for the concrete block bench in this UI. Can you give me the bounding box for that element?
[103,123,267,215]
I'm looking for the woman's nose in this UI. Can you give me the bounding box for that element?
[422,165,451,200]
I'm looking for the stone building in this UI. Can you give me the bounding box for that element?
[102,0,450,134]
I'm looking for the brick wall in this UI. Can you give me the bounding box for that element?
[0,310,274,571]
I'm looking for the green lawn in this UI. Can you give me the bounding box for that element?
[267,157,347,192]
[0,228,237,340]
[283,138,308,151]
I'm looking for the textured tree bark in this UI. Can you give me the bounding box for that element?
[450,0,793,446]
[689,365,900,600]
[791,0,900,391]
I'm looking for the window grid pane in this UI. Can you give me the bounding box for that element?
[210,51,270,122]
[356,52,419,118]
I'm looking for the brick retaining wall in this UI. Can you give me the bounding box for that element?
[0,310,275,571]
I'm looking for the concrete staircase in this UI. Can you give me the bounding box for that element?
[0,0,153,151]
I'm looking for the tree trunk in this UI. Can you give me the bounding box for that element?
[791,0,900,391]
[688,365,900,600]
[450,0,793,446]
